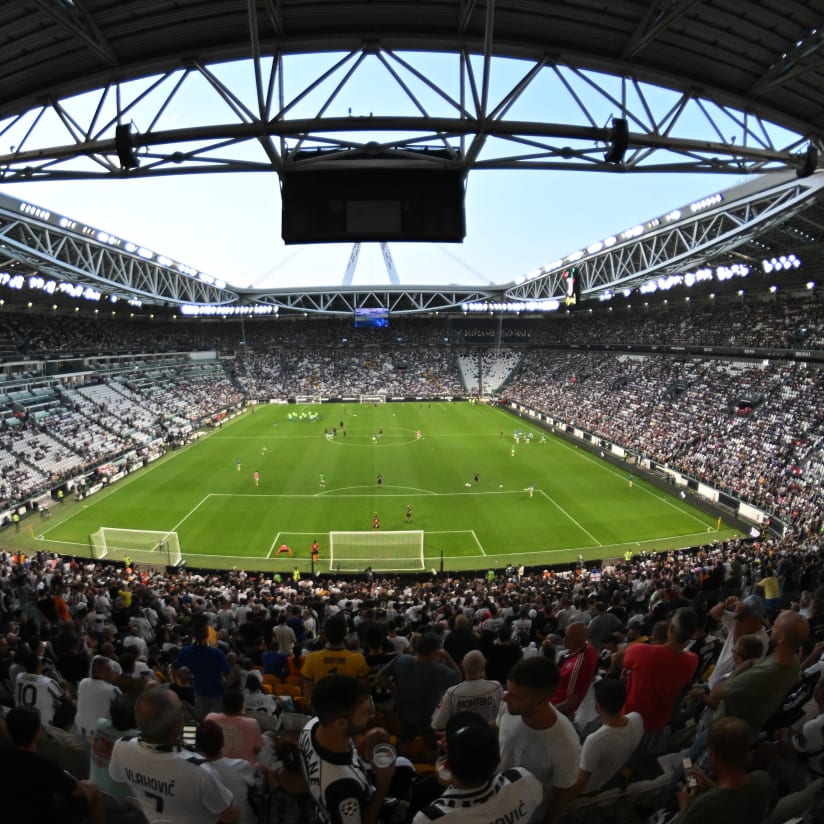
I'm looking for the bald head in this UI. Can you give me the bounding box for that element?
[564,621,588,651]
[773,610,809,653]
[135,687,182,744]
[462,650,486,678]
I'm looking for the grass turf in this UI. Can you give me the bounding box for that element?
[25,402,738,573]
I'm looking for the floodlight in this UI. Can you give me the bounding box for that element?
[604,117,629,164]
[115,124,139,169]
[796,143,819,178]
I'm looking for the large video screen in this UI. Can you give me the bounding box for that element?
[354,307,390,328]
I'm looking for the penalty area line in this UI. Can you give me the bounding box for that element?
[551,437,710,530]
[538,489,603,547]
[171,495,213,534]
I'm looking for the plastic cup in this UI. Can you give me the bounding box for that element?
[435,756,452,783]
[372,743,396,768]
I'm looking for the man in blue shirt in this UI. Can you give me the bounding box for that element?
[173,619,231,718]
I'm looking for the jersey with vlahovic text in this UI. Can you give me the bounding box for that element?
[108,737,234,824]
[412,767,542,824]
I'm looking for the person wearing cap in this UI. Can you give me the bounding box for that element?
[412,711,542,824]
[706,595,769,689]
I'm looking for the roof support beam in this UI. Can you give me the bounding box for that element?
[622,0,703,60]
[749,27,824,96]
[30,0,118,66]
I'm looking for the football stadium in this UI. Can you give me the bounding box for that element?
[0,3,823,823]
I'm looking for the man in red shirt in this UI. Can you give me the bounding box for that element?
[622,607,700,739]
[551,621,598,719]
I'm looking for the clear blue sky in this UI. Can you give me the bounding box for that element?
[4,52,780,291]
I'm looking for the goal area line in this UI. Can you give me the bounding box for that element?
[263,528,482,568]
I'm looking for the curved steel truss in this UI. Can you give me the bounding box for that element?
[0,45,819,184]
[248,286,498,315]
[0,192,239,306]
[1,171,821,313]
[0,189,497,312]
[505,171,824,303]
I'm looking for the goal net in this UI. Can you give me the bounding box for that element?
[359,394,386,403]
[328,530,424,572]
[89,528,182,567]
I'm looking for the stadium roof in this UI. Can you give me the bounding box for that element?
[0,1,822,312]
[2,1,822,178]
[3,1,824,140]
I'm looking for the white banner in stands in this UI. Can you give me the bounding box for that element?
[739,501,769,524]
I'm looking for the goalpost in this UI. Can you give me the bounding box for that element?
[359,394,386,403]
[89,528,182,567]
[328,530,424,572]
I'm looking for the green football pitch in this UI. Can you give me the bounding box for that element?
[26,402,738,573]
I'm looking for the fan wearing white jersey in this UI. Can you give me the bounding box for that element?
[76,655,122,739]
[14,651,65,725]
[109,686,239,824]
[430,649,503,730]
[413,711,542,824]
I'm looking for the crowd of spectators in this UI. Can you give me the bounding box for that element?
[505,352,824,539]
[0,363,243,509]
[2,293,823,359]
[526,295,824,350]
[232,348,464,399]
[1,527,823,822]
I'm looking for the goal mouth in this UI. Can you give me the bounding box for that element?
[328,529,424,572]
[90,528,182,567]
